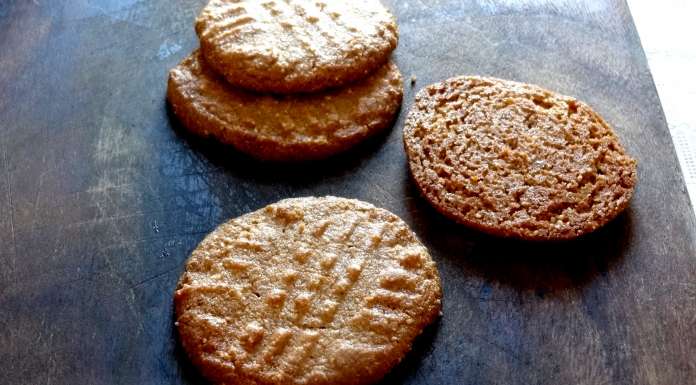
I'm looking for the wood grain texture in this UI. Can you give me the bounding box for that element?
[0,1,695,384]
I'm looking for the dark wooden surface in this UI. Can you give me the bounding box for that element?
[1,1,695,384]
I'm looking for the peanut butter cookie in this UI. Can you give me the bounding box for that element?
[175,196,442,385]
[195,0,398,93]
[403,76,637,240]
[167,51,402,161]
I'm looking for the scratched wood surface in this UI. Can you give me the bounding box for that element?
[1,1,695,384]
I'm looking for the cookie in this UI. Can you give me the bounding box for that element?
[403,76,637,241]
[167,51,402,161]
[174,196,442,385]
[195,0,398,94]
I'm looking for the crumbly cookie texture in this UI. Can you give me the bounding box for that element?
[167,51,403,161]
[175,196,442,385]
[195,0,398,94]
[403,76,637,241]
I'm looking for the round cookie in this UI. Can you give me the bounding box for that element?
[167,51,403,161]
[174,196,442,385]
[403,76,637,241]
[195,0,398,94]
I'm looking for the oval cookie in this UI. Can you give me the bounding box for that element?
[167,51,403,161]
[175,196,442,385]
[403,76,637,241]
[195,0,398,93]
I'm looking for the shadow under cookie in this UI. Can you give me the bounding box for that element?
[166,100,397,189]
[402,171,633,294]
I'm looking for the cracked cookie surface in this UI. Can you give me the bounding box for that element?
[167,51,402,161]
[175,196,442,385]
[195,0,398,93]
[403,76,637,240]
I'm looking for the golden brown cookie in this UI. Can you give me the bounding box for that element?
[174,196,442,385]
[403,76,637,241]
[167,51,403,161]
[195,0,398,94]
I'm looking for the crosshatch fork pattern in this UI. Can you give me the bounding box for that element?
[194,0,398,93]
[174,197,442,385]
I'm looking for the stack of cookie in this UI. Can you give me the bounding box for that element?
[168,0,403,161]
